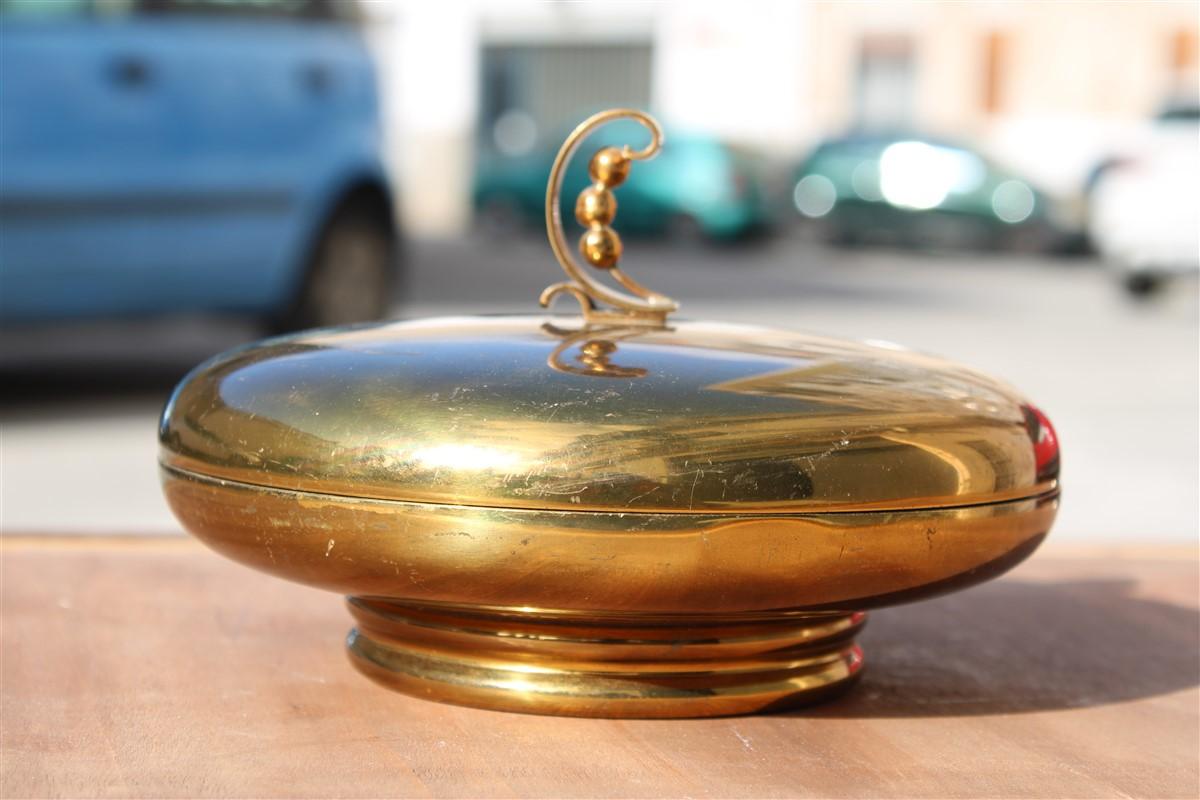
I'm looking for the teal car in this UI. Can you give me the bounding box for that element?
[473,120,771,241]
[792,134,1079,252]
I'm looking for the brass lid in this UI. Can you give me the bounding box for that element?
[159,108,1057,515]
[159,314,1057,514]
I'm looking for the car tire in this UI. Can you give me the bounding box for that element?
[272,206,396,333]
[820,219,861,248]
[999,220,1059,255]
[1123,272,1162,298]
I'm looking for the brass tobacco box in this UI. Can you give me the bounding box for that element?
[160,110,1061,718]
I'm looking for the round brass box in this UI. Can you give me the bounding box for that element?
[159,109,1059,718]
[160,316,1059,718]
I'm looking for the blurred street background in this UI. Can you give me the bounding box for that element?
[2,0,1197,543]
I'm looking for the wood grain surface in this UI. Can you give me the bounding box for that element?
[2,536,1197,799]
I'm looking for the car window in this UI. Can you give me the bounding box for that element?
[0,0,135,17]
[0,0,352,20]
[814,139,886,160]
[137,0,356,22]
[1156,105,1200,123]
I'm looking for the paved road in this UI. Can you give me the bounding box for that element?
[3,235,1196,541]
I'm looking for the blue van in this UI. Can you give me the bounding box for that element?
[0,0,398,331]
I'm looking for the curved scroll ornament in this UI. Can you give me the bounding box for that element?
[540,109,679,326]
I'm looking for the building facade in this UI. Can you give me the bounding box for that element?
[367,1,1198,235]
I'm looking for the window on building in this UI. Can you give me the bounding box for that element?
[1170,27,1198,73]
[854,35,915,130]
[479,43,653,156]
[983,31,1008,115]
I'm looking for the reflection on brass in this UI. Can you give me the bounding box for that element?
[544,322,649,378]
[159,109,1061,718]
[540,108,679,326]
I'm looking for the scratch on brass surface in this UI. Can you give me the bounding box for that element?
[625,485,661,506]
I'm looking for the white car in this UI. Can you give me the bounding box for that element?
[1088,105,1199,296]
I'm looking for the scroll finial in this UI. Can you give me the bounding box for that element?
[540,109,679,326]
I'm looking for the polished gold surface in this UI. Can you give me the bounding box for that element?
[574,186,617,227]
[346,600,865,718]
[587,146,632,187]
[545,323,648,378]
[161,466,1054,613]
[540,108,679,325]
[579,226,623,270]
[160,316,1058,514]
[158,108,1061,717]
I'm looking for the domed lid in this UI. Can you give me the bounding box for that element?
[159,315,1058,514]
[158,109,1058,515]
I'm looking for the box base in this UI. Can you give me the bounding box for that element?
[345,597,865,718]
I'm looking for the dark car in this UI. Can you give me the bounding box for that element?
[473,118,772,242]
[0,0,398,331]
[792,133,1079,252]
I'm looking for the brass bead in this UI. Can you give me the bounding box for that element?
[580,226,622,269]
[575,187,617,227]
[581,340,617,359]
[579,339,617,373]
[589,147,631,187]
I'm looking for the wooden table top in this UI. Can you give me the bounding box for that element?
[2,536,1197,799]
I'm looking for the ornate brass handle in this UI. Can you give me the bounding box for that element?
[540,109,679,326]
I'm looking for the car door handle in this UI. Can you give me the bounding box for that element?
[109,55,152,88]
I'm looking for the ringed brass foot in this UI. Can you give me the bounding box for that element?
[345,598,865,718]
